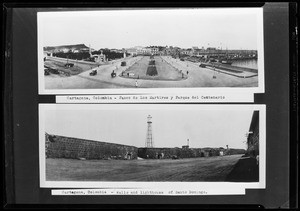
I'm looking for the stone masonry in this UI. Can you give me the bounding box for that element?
[45,134,137,160]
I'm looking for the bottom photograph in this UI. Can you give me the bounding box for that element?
[39,104,265,192]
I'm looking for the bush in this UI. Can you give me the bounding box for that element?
[146,65,158,76]
[149,60,155,65]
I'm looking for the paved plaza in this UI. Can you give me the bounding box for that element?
[44,56,258,89]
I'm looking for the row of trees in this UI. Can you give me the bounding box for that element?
[146,46,168,51]
[52,50,126,61]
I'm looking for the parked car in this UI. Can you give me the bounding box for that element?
[65,63,74,68]
[89,70,97,76]
[199,63,206,68]
[44,69,50,75]
[111,71,116,78]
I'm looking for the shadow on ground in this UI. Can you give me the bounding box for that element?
[225,157,259,182]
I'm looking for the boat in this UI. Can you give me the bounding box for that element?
[220,60,233,65]
[220,47,233,65]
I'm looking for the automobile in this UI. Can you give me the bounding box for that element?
[111,71,116,78]
[199,63,206,68]
[65,63,74,68]
[44,69,50,75]
[49,68,59,74]
[89,70,97,76]
[121,61,126,66]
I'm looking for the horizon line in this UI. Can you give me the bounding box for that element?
[43,44,258,51]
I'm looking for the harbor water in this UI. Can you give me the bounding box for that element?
[231,59,258,69]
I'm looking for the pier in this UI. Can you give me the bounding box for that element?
[202,62,258,78]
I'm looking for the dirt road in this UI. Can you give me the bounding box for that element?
[46,154,243,182]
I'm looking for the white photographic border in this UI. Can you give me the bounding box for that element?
[37,8,264,96]
[39,104,266,195]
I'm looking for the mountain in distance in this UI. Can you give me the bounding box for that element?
[44,44,91,52]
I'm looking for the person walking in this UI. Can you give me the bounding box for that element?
[135,80,138,88]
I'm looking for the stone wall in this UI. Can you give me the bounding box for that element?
[45,133,246,160]
[138,147,201,159]
[137,147,245,159]
[45,134,138,160]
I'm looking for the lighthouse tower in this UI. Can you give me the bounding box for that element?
[145,115,154,148]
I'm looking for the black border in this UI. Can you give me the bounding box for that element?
[288,2,298,209]
[3,1,297,209]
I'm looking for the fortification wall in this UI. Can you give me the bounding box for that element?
[138,147,227,159]
[138,147,245,159]
[46,134,138,160]
[45,133,245,160]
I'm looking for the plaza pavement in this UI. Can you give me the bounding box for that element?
[45,56,258,89]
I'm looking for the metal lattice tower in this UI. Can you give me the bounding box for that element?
[145,115,154,148]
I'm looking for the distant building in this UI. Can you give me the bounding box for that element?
[126,48,138,56]
[200,150,210,157]
[110,49,123,53]
[62,48,72,53]
[207,47,217,50]
[192,46,199,51]
[131,47,159,55]
[181,49,192,56]
[135,47,150,55]
[89,51,106,63]
[150,47,159,55]
[89,45,107,63]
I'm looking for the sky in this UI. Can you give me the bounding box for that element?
[44,107,255,149]
[39,8,261,50]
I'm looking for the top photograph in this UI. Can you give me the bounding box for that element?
[38,8,264,94]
